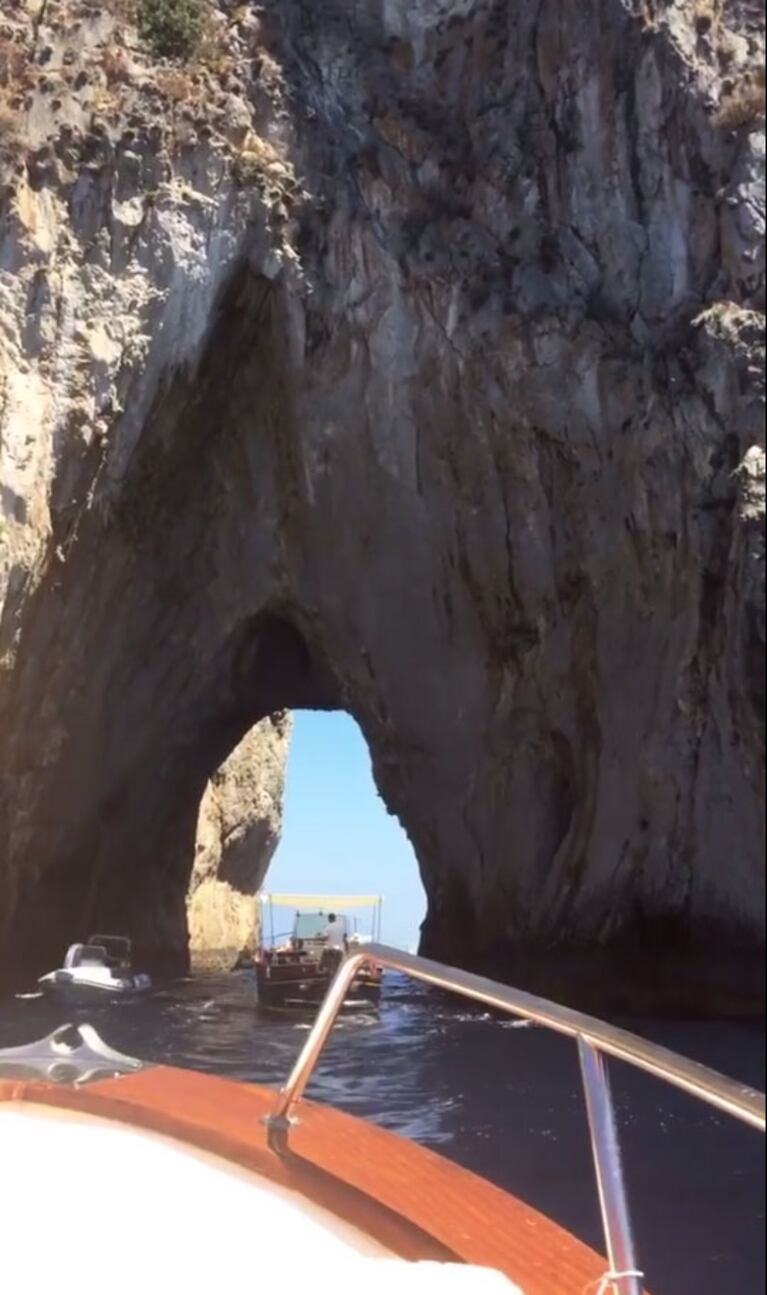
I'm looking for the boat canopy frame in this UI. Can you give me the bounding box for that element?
[259,894,383,947]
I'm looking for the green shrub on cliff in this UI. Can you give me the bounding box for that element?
[138,0,204,60]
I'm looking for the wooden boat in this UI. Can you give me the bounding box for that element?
[1,945,764,1295]
[37,933,152,995]
[254,893,384,1011]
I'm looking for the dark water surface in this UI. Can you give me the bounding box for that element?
[1,973,763,1294]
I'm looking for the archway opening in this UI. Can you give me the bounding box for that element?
[265,711,426,953]
[183,612,428,973]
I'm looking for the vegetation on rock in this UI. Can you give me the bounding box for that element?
[137,0,205,61]
[715,68,766,129]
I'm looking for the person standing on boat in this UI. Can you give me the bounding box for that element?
[320,913,347,971]
[322,913,347,949]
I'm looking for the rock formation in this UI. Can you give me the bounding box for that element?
[0,0,764,1010]
[189,712,290,970]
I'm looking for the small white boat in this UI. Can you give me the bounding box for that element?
[38,934,151,994]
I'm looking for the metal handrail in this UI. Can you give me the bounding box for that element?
[267,944,766,1295]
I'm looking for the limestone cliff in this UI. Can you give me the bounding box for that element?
[190,712,290,970]
[0,0,764,1010]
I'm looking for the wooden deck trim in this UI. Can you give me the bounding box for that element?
[1,1067,613,1293]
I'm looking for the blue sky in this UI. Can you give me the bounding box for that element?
[264,712,426,951]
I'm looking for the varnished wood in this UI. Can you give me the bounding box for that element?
[0,1068,619,1293]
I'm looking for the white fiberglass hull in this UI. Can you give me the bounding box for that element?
[0,1102,519,1295]
[38,969,152,994]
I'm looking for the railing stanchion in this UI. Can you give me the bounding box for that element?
[578,1039,642,1295]
[266,951,366,1136]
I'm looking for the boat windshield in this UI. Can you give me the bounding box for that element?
[88,935,131,961]
[293,912,349,941]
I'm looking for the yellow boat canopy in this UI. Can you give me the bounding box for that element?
[261,893,382,908]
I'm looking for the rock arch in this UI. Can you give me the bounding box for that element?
[0,0,764,1010]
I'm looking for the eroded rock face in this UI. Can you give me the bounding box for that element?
[189,713,290,970]
[0,0,764,1010]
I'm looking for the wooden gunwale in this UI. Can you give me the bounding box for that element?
[0,1065,627,1293]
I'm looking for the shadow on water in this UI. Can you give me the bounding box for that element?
[1,973,763,1295]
